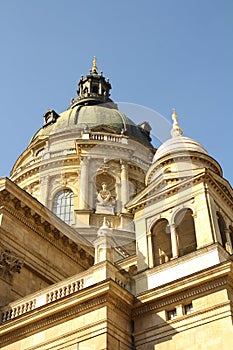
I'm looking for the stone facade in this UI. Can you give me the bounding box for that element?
[0,61,233,349]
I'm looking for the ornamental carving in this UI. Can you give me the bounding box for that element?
[0,249,24,283]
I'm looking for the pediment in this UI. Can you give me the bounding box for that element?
[127,175,180,209]
[127,171,205,211]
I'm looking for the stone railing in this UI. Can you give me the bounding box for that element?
[1,276,85,323]
[81,131,128,144]
[0,262,130,324]
[46,279,84,303]
[1,299,36,323]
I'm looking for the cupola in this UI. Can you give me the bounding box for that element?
[146,109,222,185]
[70,56,112,108]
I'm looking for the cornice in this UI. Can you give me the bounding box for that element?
[12,157,80,184]
[1,204,93,269]
[128,168,233,214]
[0,179,94,267]
[133,275,227,317]
[133,261,233,317]
[204,171,233,210]
[127,171,207,213]
[146,152,222,185]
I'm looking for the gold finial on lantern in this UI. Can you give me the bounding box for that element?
[92,56,98,73]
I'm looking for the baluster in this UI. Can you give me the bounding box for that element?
[70,282,75,293]
[2,311,7,322]
[2,312,6,323]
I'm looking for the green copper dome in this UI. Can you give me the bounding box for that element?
[31,102,152,147]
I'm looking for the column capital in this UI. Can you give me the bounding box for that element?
[120,159,127,168]
[169,223,176,229]
[81,157,90,166]
[0,249,24,284]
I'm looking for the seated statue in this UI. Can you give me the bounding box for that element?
[97,183,111,205]
[96,183,115,214]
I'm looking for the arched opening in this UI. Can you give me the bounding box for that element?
[175,209,197,257]
[152,219,172,266]
[217,212,227,248]
[91,84,98,93]
[52,189,74,225]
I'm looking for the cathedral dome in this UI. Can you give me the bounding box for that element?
[30,102,152,148]
[10,58,155,247]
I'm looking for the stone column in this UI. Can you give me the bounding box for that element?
[147,232,154,268]
[115,181,121,214]
[78,158,89,210]
[170,224,179,258]
[88,179,95,210]
[120,161,129,213]
[39,175,49,206]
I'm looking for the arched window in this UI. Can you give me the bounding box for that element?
[217,212,227,248]
[152,219,172,266]
[175,209,197,256]
[52,189,74,225]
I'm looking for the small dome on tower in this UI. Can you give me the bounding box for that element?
[153,109,208,162]
[146,109,222,185]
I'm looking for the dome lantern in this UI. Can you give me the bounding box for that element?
[71,57,112,108]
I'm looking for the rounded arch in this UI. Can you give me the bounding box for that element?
[52,188,74,225]
[174,208,197,256]
[48,183,78,203]
[217,212,227,248]
[170,204,196,226]
[148,214,169,233]
[151,218,172,266]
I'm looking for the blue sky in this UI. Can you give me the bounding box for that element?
[0,0,232,184]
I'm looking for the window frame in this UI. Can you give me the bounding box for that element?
[52,189,74,225]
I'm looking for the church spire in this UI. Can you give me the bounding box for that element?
[171,108,183,138]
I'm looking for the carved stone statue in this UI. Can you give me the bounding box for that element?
[97,183,111,205]
[96,183,115,214]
